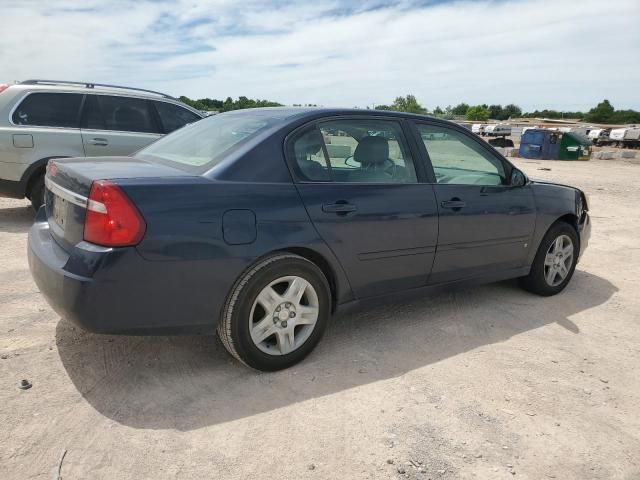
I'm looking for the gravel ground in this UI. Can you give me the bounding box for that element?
[1,156,639,479]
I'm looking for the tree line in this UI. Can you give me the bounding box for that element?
[178,95,282,112]
[179,94,640,124]
[375,95,640,123]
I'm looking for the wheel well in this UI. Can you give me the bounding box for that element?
[280,247,338,313]
[550,214,580,251]
[556,213,579,231]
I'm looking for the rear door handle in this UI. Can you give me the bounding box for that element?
[440,200,466,209]
[89,138,108,146]
[322,202,357,214]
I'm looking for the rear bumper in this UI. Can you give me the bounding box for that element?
[28,215,225,335]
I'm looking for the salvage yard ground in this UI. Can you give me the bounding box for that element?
[1,156,639,479]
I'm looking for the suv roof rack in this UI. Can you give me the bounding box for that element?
[19,79,175,100]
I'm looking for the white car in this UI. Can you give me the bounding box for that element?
[471,123,486,135]
[485,124,512,137]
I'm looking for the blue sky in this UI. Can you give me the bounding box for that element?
[1,0,639,111]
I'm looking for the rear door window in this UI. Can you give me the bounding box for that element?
[95,95,158,133]
[153,101,201,133]
[12,92,82,128]
[290,119,418,184]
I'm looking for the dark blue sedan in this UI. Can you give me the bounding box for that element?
[28,108,591,370]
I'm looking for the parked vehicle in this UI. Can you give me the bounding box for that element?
[488,137,514,148]
[609,127,640,148]
[0,80,203,208]
[588,128,611,145]
[519,128,591,160]
[484,124,512,137]
[569,127,590,137]
[471,123,486,135]
[28,108,591,371]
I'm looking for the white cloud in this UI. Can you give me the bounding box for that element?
[0,0,638,110]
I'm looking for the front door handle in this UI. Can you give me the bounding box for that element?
[441,199,466,210]
[322,202,357,215]
[89,138,108,146]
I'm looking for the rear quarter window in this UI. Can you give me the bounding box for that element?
[153,101,201,133]
[12,92,82,128]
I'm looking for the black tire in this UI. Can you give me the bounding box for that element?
[217,253,331,371]
[29,175,45,211]
[519,222,579,296]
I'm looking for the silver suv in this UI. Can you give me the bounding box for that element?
[0,80,203,208]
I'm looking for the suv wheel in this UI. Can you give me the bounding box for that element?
[217,253,331,371]
[29,175,45,211]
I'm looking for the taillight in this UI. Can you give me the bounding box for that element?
[0,84,8,94]
[83,180,146,247]
[46,161,58,177]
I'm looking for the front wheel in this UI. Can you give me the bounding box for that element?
[519,222,579,296]
[217,254,331,371]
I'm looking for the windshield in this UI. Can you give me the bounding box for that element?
[136,110,284,173]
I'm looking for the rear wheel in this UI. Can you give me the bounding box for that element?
[217,253,331,371]
[29,175,45,211]
[520,222,579,296]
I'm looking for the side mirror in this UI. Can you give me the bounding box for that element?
[510,168,527,187]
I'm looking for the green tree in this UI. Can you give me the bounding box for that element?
[222,97,234,112]
[433,106,444,115]
[465,105,491,121]
[583,99,615,123]
[488,104,503,120]
[391,94,427,114]
[611,109,640,124]
[502,104,522,119]
[451,102,470,116]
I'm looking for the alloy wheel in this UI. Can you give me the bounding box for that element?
[543,234,574,287]
[249,276,320,355]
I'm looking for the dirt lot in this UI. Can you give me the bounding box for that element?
[1,156,640,479]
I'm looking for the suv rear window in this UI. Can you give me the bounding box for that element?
[12,92,82,128]
[153,101,201,133]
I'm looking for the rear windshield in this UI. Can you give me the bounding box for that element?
[135,110,285,173]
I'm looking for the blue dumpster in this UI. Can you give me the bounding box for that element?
[519,129,562,159]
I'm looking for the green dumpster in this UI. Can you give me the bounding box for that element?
[559,132,592,160]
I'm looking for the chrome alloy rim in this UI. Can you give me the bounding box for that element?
[249,276,319,355]
[544,235,574,287]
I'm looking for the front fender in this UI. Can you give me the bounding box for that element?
[528,182,585,264]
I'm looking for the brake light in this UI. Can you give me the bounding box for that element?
[84,180,146,247]
[0,84,8,94]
